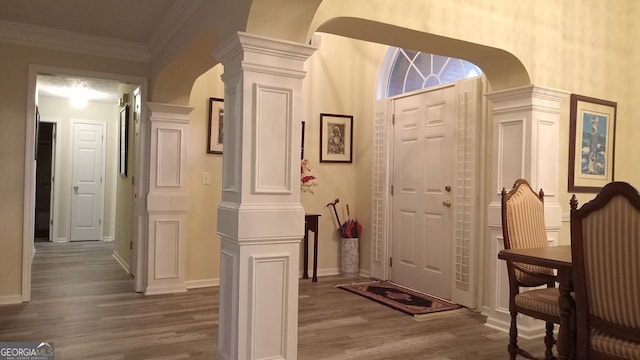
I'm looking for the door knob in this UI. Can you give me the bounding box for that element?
[73,186,79,191]
[442,200,451,208]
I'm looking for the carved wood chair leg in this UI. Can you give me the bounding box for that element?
[544,321,556,360]
[508,311,518,360]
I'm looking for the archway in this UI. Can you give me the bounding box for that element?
[145,2,546,357]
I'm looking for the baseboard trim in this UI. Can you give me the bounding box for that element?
[358,269,371,278]
[0,294,23,305]
[484,306,546,339]
[54,238,67,243]
[145,284,188,296]
[185,279,219,289]
[298,267,342,279]
[102,236,114,242]
[112,251,130,274]
[484,314,509,334]
[181,270,369,289]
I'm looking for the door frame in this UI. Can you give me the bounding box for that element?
[68,119,107,241]
[23,64,149,301]
[131,86,147,292]
[373,77,487,309]
[40,117,60,242]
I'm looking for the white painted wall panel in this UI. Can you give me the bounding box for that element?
[499,119,525,189]
[157,128,182,187]
[154,220,180,279]
[251,255,288,359]
[254,85,292,193]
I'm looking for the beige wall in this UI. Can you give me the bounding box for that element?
[186,65,225,283]
[301,34,386,273]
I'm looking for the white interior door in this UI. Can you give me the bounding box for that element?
[391,85,456,300]
[70,121,105,241]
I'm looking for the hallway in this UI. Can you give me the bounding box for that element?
[0,242,546,359]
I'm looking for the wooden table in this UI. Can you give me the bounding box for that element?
[303,214,320,282]
[498,245,574,360]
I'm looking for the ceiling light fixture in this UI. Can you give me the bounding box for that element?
[69,87,89,109]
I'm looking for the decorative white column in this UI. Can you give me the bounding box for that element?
[214,32,316,360]
[483,86,568,337]
[144,103,193,295]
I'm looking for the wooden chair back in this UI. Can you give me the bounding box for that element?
[570,181,640,359]
[501,179,555,287]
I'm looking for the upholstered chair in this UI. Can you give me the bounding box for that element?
[570,181,640,360]
[501,179,560,360]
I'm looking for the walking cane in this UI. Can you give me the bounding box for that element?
[326,198,341,229]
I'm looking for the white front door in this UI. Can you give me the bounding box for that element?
[70,121,105,241]
[391,85,456,300]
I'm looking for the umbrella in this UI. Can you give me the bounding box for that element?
[339,204,362,238]
[328,199,363,238]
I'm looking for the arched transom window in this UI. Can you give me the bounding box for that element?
[387,48,482,97]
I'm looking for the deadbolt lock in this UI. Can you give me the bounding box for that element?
[445,185,451,192]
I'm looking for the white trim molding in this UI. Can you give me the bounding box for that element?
[185,279,219,289]
[0,295,23,305]
[0,20,149,62]
[112,252,131,274]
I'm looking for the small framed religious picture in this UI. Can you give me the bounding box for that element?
[319,113,353,163]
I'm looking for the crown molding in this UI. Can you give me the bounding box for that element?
[148,0,205,58]
[0,20,150,62]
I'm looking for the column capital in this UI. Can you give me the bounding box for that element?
[147,102,193,123]
[486,85,569,113]
[214,31,318,81]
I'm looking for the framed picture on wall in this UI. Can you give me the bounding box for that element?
[319,113,353,163]
[207,97,224,154]
[568,94,617,192]
[119,104,129,177]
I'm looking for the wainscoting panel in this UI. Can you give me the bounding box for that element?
[156,128,182,187]
[253,85,292,194]
[154,220,180,279]
[249,254,289,359]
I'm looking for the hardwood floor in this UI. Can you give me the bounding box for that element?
[0,241,547,359]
